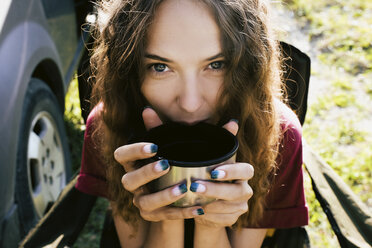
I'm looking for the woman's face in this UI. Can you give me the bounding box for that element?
[141,0,224,125]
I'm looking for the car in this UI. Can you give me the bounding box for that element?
[0,0,92,246]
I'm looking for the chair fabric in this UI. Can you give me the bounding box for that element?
[19,177,97,248]
[303,142,372,248]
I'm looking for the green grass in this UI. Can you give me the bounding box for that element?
[284,0,372,247]
[286,0,372,74]
[64,77,85,174]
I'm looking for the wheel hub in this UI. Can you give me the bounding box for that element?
[27,111,66,217]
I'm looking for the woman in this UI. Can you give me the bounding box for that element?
[76,0,308,247]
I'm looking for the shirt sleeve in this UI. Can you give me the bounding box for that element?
[75,106,109,199]
[250,104,309,228]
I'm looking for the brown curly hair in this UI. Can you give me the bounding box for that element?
[89,0,284,228]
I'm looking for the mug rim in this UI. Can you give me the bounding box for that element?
[145,122,239,167]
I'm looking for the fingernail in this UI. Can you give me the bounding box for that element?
[230,119,239,124]
[143,144,158,154]
[154,160,169,172]
[193,208,204,216]
[172,183,187,196]
[190,182,206,193]
[143,105,152,110]
[211,170,226,179]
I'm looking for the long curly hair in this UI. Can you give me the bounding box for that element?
[89,0,284,228]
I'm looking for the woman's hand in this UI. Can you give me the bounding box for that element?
[113,107,204,222]
[192,121,254,228]
[192,162,254,227]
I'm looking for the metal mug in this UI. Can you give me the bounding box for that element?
[143,122,239,207]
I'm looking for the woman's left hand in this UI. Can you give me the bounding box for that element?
[192,121,254,228]
[192,163,254,227]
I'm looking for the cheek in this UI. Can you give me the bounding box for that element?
[204,78,224,105]
[141,80,176,108]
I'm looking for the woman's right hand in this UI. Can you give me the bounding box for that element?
[113,108,204,222]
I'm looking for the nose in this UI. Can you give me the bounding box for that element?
[178,74,203,113]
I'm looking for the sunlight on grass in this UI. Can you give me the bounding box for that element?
[285,0,372,247]
[64,77,85,173]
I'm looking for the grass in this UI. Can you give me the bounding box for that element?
[64,77,85,174]
[284,0,372,201]
[63,1,372,246]
[284,0,372,246]
[286,0,372,75]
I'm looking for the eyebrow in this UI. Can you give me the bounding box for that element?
[205,53,224,61]
[144,53,224,63]
[144,54,173,63]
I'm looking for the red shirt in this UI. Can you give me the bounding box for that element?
[75,103,308,229]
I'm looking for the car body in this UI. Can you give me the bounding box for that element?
[0,0,91,246]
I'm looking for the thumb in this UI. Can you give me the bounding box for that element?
[222,119,239,136]
[142,107,163,131]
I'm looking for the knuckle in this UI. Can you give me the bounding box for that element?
[121,174,133,191]
[137,197,150,211]
[182,209,193,219]
[248,164,254,177]
[164,209,179,220]
[240,202,249,213]
[244,163,254,178]
[139,210,152,221]
[114,148,121,163]
[241,182,253,199]
[132,196,138,207]
[231,216,239,226]
[246,185,253,199]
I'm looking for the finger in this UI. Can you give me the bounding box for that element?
[203,200,248,214]
[133,186,147,197]
[114,142,158,167]
[134,183,188,211]
[190,181,253,201]
[222,119,239,136]
[143,107,163,131]
[210,163,254,181]
[122,160,170,192]
[140,206,205,222]
[195,212,241,227]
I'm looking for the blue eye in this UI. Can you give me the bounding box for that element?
[209,61,224,70]
[153,63,168,72]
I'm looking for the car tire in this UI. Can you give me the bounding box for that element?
[15,78,71,236]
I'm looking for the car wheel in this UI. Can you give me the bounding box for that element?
[15,78,71,236]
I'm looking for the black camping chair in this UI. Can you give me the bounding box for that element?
[19,42,372,248]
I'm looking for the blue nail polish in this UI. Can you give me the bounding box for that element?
[231,118,239,124]
[196,208,204,215]
[150,144,158,153]
[178,184,187,194]
[190,182,199,192]
[159,160,169,170]
[211,170,219,179]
